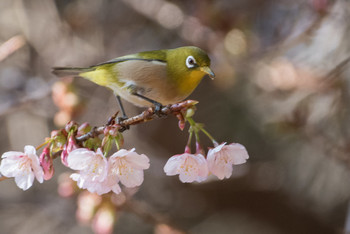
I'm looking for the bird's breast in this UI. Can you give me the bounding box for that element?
[112,60,185,106]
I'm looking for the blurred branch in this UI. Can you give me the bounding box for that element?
[274,11,328,56]
[254,10,330,60]
[0,88,52,116]
[0,35,26,62]
[324,55,350,82]
[122,199,187,234]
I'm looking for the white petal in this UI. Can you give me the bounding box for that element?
[24,145,36,156]
[210,142,226,154]
[124,152,150,170]
[15,172,34,190]
[67,148,96,170]
[1,151,23,159]
[28,152,44,183]
[111,184,122,194]
[110,149,131,158]
[119,169,144,188]
[0,157,22,177]
[179,170,197,183]
[163,155,183,175]
[70,173,85,188]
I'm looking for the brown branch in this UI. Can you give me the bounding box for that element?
[0,175,8,182]
[76,100,198,142]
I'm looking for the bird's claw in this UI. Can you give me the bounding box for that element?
[154,104,166,118]
[116,116,130,131]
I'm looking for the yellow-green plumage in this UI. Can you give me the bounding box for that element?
[52,46,214,107]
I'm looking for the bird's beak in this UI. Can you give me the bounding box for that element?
[200,66,215,80]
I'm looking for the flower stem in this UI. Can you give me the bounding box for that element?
[187,127,193,148]
[200,128,218,146]
[36,141,50,151]
[186,117,218,146]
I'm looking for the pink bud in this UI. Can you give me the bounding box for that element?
[61,135,78,166]
[176,113,185,131]
[39,147,54,180]
[50,130,60,138]
[77,122,91,136]
[108,125,119,137]
[65,121,78,133]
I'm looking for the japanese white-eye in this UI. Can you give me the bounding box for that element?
[52,46,215,108]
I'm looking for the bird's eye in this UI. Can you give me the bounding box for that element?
[186,56,197,68]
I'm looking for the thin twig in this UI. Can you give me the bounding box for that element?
[76,100,197,142]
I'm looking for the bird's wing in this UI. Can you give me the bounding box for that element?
[95,49,167,66]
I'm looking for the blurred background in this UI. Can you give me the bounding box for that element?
[0,0,350,233]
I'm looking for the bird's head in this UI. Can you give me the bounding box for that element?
[167,46,215,96]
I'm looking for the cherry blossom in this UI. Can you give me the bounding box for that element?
[207,142,249,180]
[108,149,150,188]
[0,145,44,190]
[163,153,208,183]
[67,148,112,195]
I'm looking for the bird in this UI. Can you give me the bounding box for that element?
[52,46,215,116]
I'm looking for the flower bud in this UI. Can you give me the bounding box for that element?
[50,129,67,154]
[65,121,78,133]
[185,107,196,118]
[77,122,91,136]
[83,137,102,151]
[39,146,54,180]
[176,113,185,131]
[61,135,78,166]
[102,136,113,154]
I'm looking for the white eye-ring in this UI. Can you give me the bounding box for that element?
[186,55,197,68]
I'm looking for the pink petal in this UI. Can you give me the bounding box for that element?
[165,154,208,183]
[207,142,249,180]
[195,154,209,179]
[226,143,249,165]
[163,155,184,176]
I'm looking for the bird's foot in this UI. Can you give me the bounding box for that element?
[154,103,167,118]
[116,116,130,132]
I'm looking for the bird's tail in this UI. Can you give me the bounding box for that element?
[52,67,96,77]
